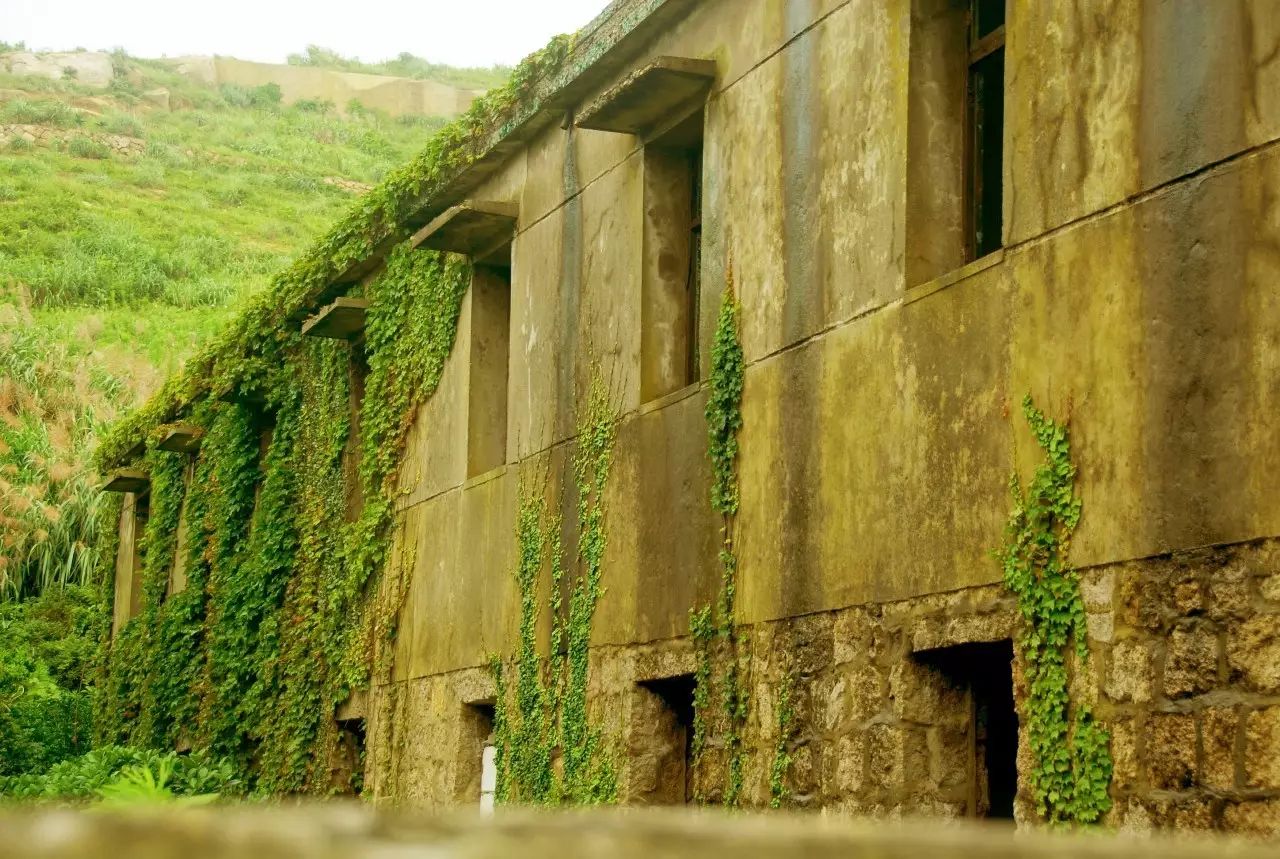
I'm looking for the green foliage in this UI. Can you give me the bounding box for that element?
[491,376,618,806]
[286,45,510,91]
[0,745,237,802]
[0,47,457,597]
[95,757,220,806]
[768,674,795,809]
[66,137,110,160]
[691,280,749,806]
[0,586,103,777]
[998,395,1112,825]
[86,32,577,795]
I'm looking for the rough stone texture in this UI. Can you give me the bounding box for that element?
[369,541,1280,834]
[2,807,1278,859]
[2,51,114,87]
[0,124,146,156]
[169,55,480,118]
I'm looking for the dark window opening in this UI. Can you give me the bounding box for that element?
[637,673,697,805]
[915,639,1018,819]
[334,717,367,796]
[965,0,1005,260]
[462,701,498,810]
[128,490,150,620]
[467,262,512,479]
[641,107,705,401]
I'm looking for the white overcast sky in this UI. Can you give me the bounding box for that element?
[5,0,611,68]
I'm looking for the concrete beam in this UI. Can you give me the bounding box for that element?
[100,469,150,494]
[410,201,519,262]
[157,424,204,454]
[301,297,370,341]
[576,56,716,138]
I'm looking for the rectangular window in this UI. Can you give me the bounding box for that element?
[634,674,697,804]
[460,701,497,811]
[641,108,704,402]
[905,0,1007,286]
[966,0,1005,259]
[914,640,1018,819]
[467,264,512,478]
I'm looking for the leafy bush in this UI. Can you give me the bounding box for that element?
[294,98,333,114]
[0,746,239,802]
[0,587,103,776]
[99,112,143,138]
[0,98,82,127]
[66,137,110,159]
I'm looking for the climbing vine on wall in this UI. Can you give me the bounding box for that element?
[491,376,618,806]
[767,673,794,809]
[91,33,588,794]
[998,395,1112,825]
[691,276,748,806]
[95,251,468,793]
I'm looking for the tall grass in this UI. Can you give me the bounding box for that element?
[0,47,445,600]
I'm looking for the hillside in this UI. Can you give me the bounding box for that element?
[0,48,491,599]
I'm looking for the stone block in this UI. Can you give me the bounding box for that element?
[1108,718,1140,789]
[1226,615,1280,692]
[1080,568,1115,612]
[1086,611,1114,644]
[1199,707,1238,790]
[1260,572,1280,605]
[1104,640,1154,703]
[832,607,874,666]
[866,724,906,793]
[1208,565,1251,622]
[787,613,834,676]
[831,732,867,798]
[1244,706,1280,790]
[1163,626,1220,698]
[1173,579,1205,615]
[1221,799,1280,836]
[1146,712,1197,791]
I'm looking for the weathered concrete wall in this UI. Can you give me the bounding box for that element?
[171,56,481,118]
[344,0,1280,832]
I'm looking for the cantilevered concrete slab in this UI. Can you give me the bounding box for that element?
[101,469,150,494]
[301,296,370,341]
[575,56,716,138]
[410,201,519,262]
[157,424,204,454]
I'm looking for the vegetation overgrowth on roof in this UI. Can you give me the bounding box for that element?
[93,34,575,472]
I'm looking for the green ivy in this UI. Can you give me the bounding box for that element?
[768,673,794,809]
[690,278,748,807]
[997,395,1112,825]
[491,376,617,806]
[95,248,468,793]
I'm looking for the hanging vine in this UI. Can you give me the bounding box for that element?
[768,673,795,809]
[998,394,1112,825]
[690,274,748,806]
[491,375,618,806]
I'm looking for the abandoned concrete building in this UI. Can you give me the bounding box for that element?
[98,0,1280,835]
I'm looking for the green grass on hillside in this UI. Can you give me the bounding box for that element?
[286,44,509,91]
[0,48,469,599]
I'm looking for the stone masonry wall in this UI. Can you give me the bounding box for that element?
[367,538,1280,835]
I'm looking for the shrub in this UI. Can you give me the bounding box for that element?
[0,746,240,802]
[294,98,333,114]
[247,83,282,109]
[0,98,81,127]
[66,137,110,160]
[0,587,103,777]
[99,112,143,138]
